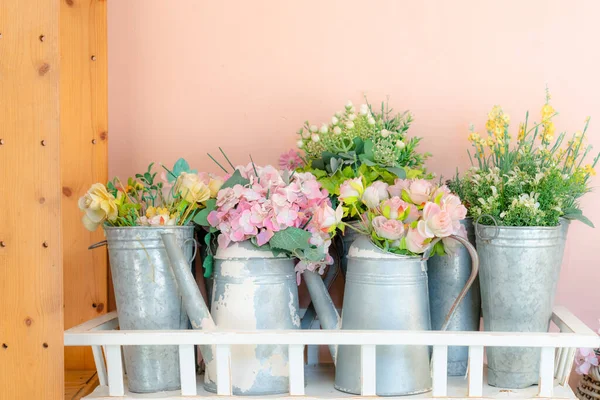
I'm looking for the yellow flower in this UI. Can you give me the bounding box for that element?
[486,137,495,148]
[566,156,575,169]
[146,206,157,218]
[494,126,504,139]
[488,105,502,120]
[541,121,555,143]
[555,148,566,161]
[502,114,510,125]
[541,104,555,122]
[584,164,596,176]
[177,172,211,204]
[468,132,481,143]
[208,177,224,198]
[486,119,496,133]
[517,123,525,141]
[78,183,118,231]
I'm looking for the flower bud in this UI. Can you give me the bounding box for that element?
[360,104,369,115]
[381,129,390,138]
[331,116,339,125]
[320,124,328,134]
[311,134,320,142]
[348,113,356,121]
[368,117,376,125]
[310,125,318,132]
[395,140,405,149]
[296,140,304,148]
[333,126,342,135]
[346,121,355,129]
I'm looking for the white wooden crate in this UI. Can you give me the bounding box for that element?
[64,306,599,399]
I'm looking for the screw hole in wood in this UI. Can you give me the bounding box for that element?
[2,344,7,349]
[91,55,96,61]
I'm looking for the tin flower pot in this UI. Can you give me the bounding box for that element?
[475,219,569,389]
[103,225,195,393]
[428,218,481,376]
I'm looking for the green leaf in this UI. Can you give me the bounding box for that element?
[170,158,197,182]
[563,212,595,228]
[385,166,407,179]
[311,159,325,170]
[193,199,217,226]
[303,247,325,262]
[311,169,327,178]
[341,166,355,179]
[352,137,364,154]
[203,254,214,278]
[358,155,377,166]
[221,169,250,189]
[363,139,374,161]
[204,231,212,246]
[268,227,312,253]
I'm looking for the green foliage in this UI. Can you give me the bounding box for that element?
[221,169,251,189]
[268,227,312,253]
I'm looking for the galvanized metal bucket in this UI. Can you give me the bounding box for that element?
[337,221,365,276]
[103,226,195,393]
[427,218,481,376]
[202,241,301,395]
[475,219,569,389]
[335,235,433,395]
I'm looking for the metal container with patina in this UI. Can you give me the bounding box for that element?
[335,235,433,395]
[337,221,365,276]
[427,218,481,376]
[105,225,194,393]
[203,241,301,395]
[476,219,569,389]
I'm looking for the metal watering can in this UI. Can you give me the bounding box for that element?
[304,234,479,396]
[161,233,301,396]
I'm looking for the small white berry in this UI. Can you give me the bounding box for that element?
[368,117,376,125]
[346,121,355,129]
[310,125,318,133]
[331,116,339,125]
[360,104,369,115]
[301,130,311,139]
[333,126,342,135]
[296,140,304,148]
[348,113,356,121]
[320,124,328,134]
[335,111,342,118]
[381,129,390,138]
[311,134,320,142]
[395,140,405,149]
[346,100,353,108]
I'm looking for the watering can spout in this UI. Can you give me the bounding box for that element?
[303,270,341,365]
[161,232,216,331]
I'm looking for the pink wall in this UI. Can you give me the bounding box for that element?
[108,1,600,327]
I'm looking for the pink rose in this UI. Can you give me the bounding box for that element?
[380,197,410,220]
[407,179,434,205]
[421,202,454,238]
[387,179,410,197]
[405,226,428,254]
[338,177,364,204]
[313,204,342,233]
[372,216,405,240]
[362,182,389,209]
[440,193,467,224]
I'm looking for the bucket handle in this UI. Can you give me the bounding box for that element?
[88,240,107,250]
[183,238,198,264]
[474,214,499,241]
[437,234,480,331]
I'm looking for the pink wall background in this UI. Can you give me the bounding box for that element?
[108,1,600,328]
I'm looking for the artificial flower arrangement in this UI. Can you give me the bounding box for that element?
[194,154,341,283]
[280,99,431,221]
[336,177,468,256]
[449,90,599,227]
[78,159,222,231]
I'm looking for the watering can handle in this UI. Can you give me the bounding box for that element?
[438,234,479,332]
[183,238,198,264]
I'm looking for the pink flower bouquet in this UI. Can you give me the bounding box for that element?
[339,178,468,256]
[197,163,342,283]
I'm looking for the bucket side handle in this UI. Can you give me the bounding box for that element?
[88,240,107,250]
[474,214,499,241]
[183,237,198,264]
[438,234,480,331]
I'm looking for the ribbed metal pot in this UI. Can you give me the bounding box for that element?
[337,221,365,276]
[203,241,301,396]
[104,226,194,393]
[475,219,569,389]
[427,218,481,376]
[335,236,432,396]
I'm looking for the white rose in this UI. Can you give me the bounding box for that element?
[333,126,342,134]
[320,124,328,134]
[331,116,339,125]
[381,129,390,138]
[348,113,356,121]
[395,140,405,149]
[368,117,376,125]
[360,104,369,115]
[311,134,320,142]
[346,121,355,129]
[310,125,318,132]
[297,140,304,148]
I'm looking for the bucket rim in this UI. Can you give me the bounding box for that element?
[103,224,195,231]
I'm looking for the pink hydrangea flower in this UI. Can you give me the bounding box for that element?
[279,149,304,171]
[575,348,599,375]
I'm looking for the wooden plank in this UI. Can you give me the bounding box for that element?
[360,344,376,396]
[538,346,555,397]
[64,370,98,400]
[289,344,305,395]
[179,344,197,396]
[60,0,109,371]
[432,345,448,397]
[0,0,63,398]
[467,345,484,397]
[105,346,125,396]
[216,344,232,396]
[552,306,598,336]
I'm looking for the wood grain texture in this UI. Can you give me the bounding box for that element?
[0,1,63,398]
[60,0,109,370]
